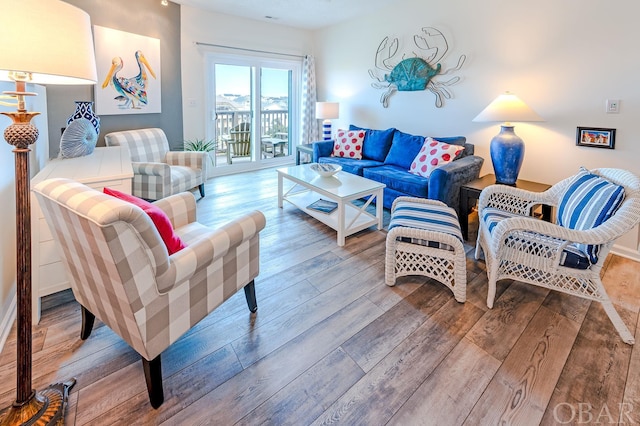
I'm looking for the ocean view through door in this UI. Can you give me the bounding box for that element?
[207,54,300,173]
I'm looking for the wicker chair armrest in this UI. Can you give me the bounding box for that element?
[152,192,197,229]
[478,184,556,217]
[489,215,619,257]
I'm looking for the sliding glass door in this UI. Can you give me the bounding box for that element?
[206,53,300,173]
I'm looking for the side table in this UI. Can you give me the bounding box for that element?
[459,174,552,240]
[296,143,314,165]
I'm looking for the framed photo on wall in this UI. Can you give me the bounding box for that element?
[93,25,161,115]
[576,127,616,149]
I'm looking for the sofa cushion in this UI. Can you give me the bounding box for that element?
[103,187,187,255]
[409,137,465,178]
[364,165,428,198]
[557,167,625,263]
[332,129,365,159]
[349,125,395,162]
[384,130,425,169]
[319,157,384,176]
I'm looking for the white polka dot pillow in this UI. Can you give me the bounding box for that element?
[409,137,465,177]
[332,129,365,159]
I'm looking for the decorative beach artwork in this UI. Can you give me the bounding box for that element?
[93,25,161,115]
[368,27,466,108]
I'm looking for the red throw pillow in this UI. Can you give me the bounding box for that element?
[409,137,465,178]
[332,129,365,159]
[103,188,187,255]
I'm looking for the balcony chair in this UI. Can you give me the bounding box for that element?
[104,128,208,201]
[33,178,266,408]
[226,122,251,164]
[475,167,640,344]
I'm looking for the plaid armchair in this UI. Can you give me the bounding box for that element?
[105,128,208,200]
[33,178,266,408]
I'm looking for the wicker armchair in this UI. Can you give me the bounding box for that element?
[475,168,640,344]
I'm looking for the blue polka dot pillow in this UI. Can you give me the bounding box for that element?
[557,167,625,264]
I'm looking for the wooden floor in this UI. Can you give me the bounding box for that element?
[1,167,639,425]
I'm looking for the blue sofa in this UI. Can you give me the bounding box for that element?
[312,126,484,214]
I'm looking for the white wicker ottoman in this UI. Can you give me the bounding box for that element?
[385,197,467,302]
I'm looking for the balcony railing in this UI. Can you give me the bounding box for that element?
[212,109,290,165]
[215,110,289,142]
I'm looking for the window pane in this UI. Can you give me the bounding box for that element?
[261,67,291,159]
[215,64,252,166]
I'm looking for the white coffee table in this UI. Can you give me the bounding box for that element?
[277,164,385,246]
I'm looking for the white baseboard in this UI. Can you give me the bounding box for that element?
[0,292,17,354]
[610,243,640,263]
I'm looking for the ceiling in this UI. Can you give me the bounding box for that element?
[170,0,395,30]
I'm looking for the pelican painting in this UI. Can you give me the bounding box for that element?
[93,25,161,115]
[102,50,156,109]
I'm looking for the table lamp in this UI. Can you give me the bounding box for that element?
[0,0,97,424]
[315,102,339,140]
[473,92,543,185]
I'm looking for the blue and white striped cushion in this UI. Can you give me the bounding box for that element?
[557,167,625,263]
[482,207,590,270]
[389,201,463,247]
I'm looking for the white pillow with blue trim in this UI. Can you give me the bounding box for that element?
[557,167,625,264]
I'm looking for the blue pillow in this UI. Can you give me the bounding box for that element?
[384,130,425,169]
[557,167,625,264]
[349,125,395,162]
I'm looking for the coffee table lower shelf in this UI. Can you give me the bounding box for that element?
[286,190,381,242]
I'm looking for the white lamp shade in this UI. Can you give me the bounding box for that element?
[472,92,543,124]
[315,102,339,120]
[0,0,97,85]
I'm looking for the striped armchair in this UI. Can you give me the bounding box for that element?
[475,168,640,344]
[33,178,266,408]
[105,128,208,201]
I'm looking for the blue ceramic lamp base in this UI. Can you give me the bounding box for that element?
[490,125,525,185]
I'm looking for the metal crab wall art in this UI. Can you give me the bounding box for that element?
[368,27,466,108]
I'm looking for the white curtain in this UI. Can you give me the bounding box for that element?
[301,55,319,145]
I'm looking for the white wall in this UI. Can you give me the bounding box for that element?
[180,6,313,143]
[180,1,640,257]
[0,82,49,348]
[313,0,640,259]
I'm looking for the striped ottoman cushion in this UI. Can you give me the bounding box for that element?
[482,207,591,270]
[389,200,462,250]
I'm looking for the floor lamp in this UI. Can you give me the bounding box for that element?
[0,1,97,424]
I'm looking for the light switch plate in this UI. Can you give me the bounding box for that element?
[606,99,620,114]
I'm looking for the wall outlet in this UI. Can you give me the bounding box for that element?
[606,99,620,114]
